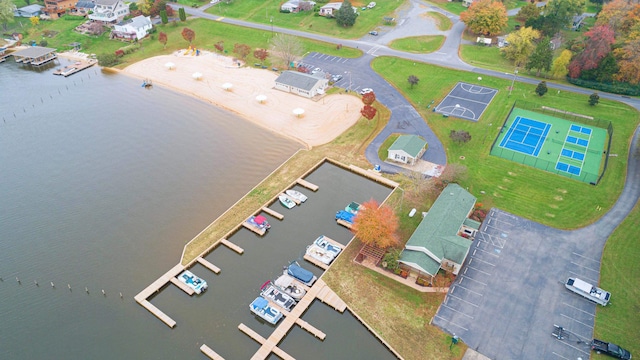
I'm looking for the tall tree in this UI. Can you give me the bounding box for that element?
[526,37,553,76]
[352,199,399,249]
[535,81,548,96]
[595,0,632,37]
[517,2,541,22]
[360,105,377,121]
[407,75,420,89]
[178,7,186,21]
[543,0,585,28]
[270,34,304,68]
[335,0,357,27]
[501,26,541,67]
[181,27,195,45]
[589,93,600,106]
[550,49,573,79]
[214,41,224,53]
[568,25,614,78]
[0,0,14,31]
[361,91,376,106]
[253,48,269,64]
[160,9,168,24]
[614,38,640,85]
[158,31,168,49]
[233,43,251,59]
[460,0,508,36]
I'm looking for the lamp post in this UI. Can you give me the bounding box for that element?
[344,71,352,92]
[270,17,273,36]
[508,68,518,97]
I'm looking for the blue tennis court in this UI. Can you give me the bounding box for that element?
[570,124,592,135]
[555,162,581,175]
[499,117,551,156]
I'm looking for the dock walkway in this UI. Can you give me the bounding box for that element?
[242,220,266,236]
[296,178,318,191]
[261,207,284,220]
[220,239,244,254]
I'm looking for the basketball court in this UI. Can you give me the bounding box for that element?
[435,82,498,122]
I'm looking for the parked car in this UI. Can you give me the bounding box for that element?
[367,2,376,8]
[591,339,632,360]
[331,74,343,82]
[360,88,373,95]
[311,67,321,74]
[369,31,378,36]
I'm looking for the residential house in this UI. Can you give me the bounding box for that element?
[89,0,129,24]
[274,70,328,98]
[387,135,427,165]
[111,15,153,40]
[14,4,44,17]
[319,2,356,16]
[44,0,76,19]
[280,0,316,13]
[571,15,585,31]
[73,1,96,16]
[398,184,480,281]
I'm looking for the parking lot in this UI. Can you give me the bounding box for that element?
[433,209,602,359]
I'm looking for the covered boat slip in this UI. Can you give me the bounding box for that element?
[12,46,58,66]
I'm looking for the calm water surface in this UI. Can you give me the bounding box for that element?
[0,60,397,359]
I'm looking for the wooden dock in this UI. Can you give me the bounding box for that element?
[318,235,344,250]
[242,220,266,236]
[220,239,244,254]
[138,300,176,328]
[261,206,283,220]
[303,253,329,270]
[134,263,186,327]
[314,279,347,312]
[281,193,300,205]
[170,276,195,295]
[336,219,353,229]
[197,256,221,274]
[200,344,225,360]
[53,60,96,77]
[296,178,318,191]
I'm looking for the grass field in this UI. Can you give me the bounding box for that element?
[429,0,528,15]
[372,56,640,229]
[206,0,404,38]
[388,35,445,54]
[460,44,516,73]
[425,11,452,31]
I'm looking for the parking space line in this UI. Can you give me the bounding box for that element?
[459,274,487,286]
[452,283,484,297]
[570,261,600,273]
[440,303,474,319]
[447,293,480,308]
[562,302,595,317]
[433,315,469,331]
[551,352,571,360]
[474,246,500,258]
[568,271,597,284]
[329,56,336,61]
[469,256,495,267]
[560,313,594,329]
[465,265,492,276]
[554,339,591,356]
[572,252,600,263]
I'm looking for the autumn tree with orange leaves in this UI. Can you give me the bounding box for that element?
[352,199,399,249]
[460,0,507,37]
[181,28,195,45]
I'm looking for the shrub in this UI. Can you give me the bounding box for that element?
[97,53,118,66]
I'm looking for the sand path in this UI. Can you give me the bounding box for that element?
[123,51,363,147]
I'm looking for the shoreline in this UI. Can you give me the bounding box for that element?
[121,51,364,148]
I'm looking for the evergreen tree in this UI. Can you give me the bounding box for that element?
[160,10,168,24]
[335,0,357,27]
[535,81,548,96]
[526,37,553,76]
[179,7,186,21]
[589,92,600,106]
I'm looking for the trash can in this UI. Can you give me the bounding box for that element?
[374,164,381,171]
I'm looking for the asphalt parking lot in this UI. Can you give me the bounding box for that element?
[433,208,602,359]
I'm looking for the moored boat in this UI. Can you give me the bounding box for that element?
[246,215,271,230]
[249,296,283,324]
[278,194,296,209]
[260,281,296,311]
[285,262,317,286]
[345,201,363,214]
[273,274,306,301]
[306,244,334,265]
[178,270,208,294]
[285,189,307,203]
[314,235,342,257]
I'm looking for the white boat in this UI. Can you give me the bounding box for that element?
[273,274,306,301]
[178,270,208,294]
[246,215,271,230]
[306,244,335,265]
[249,296,283,324]
[314,235,342,257]
[260,281,296,311]
[285,189,307,203]
[278,194,296,209]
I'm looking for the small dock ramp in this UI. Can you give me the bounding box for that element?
[296,178,318,191]
[197,256,221,274]
[220,239,244,254]
[315,279,347,312]
[200,344,225,360]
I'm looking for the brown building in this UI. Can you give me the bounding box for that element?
[45,0,77,19]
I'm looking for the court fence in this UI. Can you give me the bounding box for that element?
[490,101,613,185]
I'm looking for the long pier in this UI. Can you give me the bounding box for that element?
[53,60,96,77]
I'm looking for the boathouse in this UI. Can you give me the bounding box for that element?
[387,135,427,165]
[398,184,480,280]
[274,71,328,98]
[12,46,58,66]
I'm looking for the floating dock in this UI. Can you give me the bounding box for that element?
[296,178,318,191]
[261,207,283,220]
[200,344,225,360]
[303,253,329,270]
[197,256,221,274]
[242,220,266,236]
[53,59,96,77]
[170,276,195,295]
[281,193,300,205]
[220,239,244,254]
[336,219,353,229]
[134,264,186,328]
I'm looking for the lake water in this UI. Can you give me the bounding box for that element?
[0,59,397,359]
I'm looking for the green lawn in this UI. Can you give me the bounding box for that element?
[595,202,640,358]
[425,11,452,31]
[388,35,445,54]
[378,133,399,160]
[460,44,516,73]
[206,0,405,39]
[372,56,640,229]
[429,0,528,15]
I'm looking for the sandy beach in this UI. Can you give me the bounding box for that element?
[123,51,364,147]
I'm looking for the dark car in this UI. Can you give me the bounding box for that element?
[591,339,632,360]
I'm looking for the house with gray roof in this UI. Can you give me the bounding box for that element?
[398,183,480,281]
[274,71,328,98]
[112,15,152,40]
[387,134,427,165]
[89,0,129,23]
[14,4,44,17]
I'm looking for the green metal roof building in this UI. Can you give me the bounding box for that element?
[387,135,427,165]
[399,183,480,278]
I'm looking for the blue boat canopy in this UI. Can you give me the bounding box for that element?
[288,264,314,283]
[253,297,268,309]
